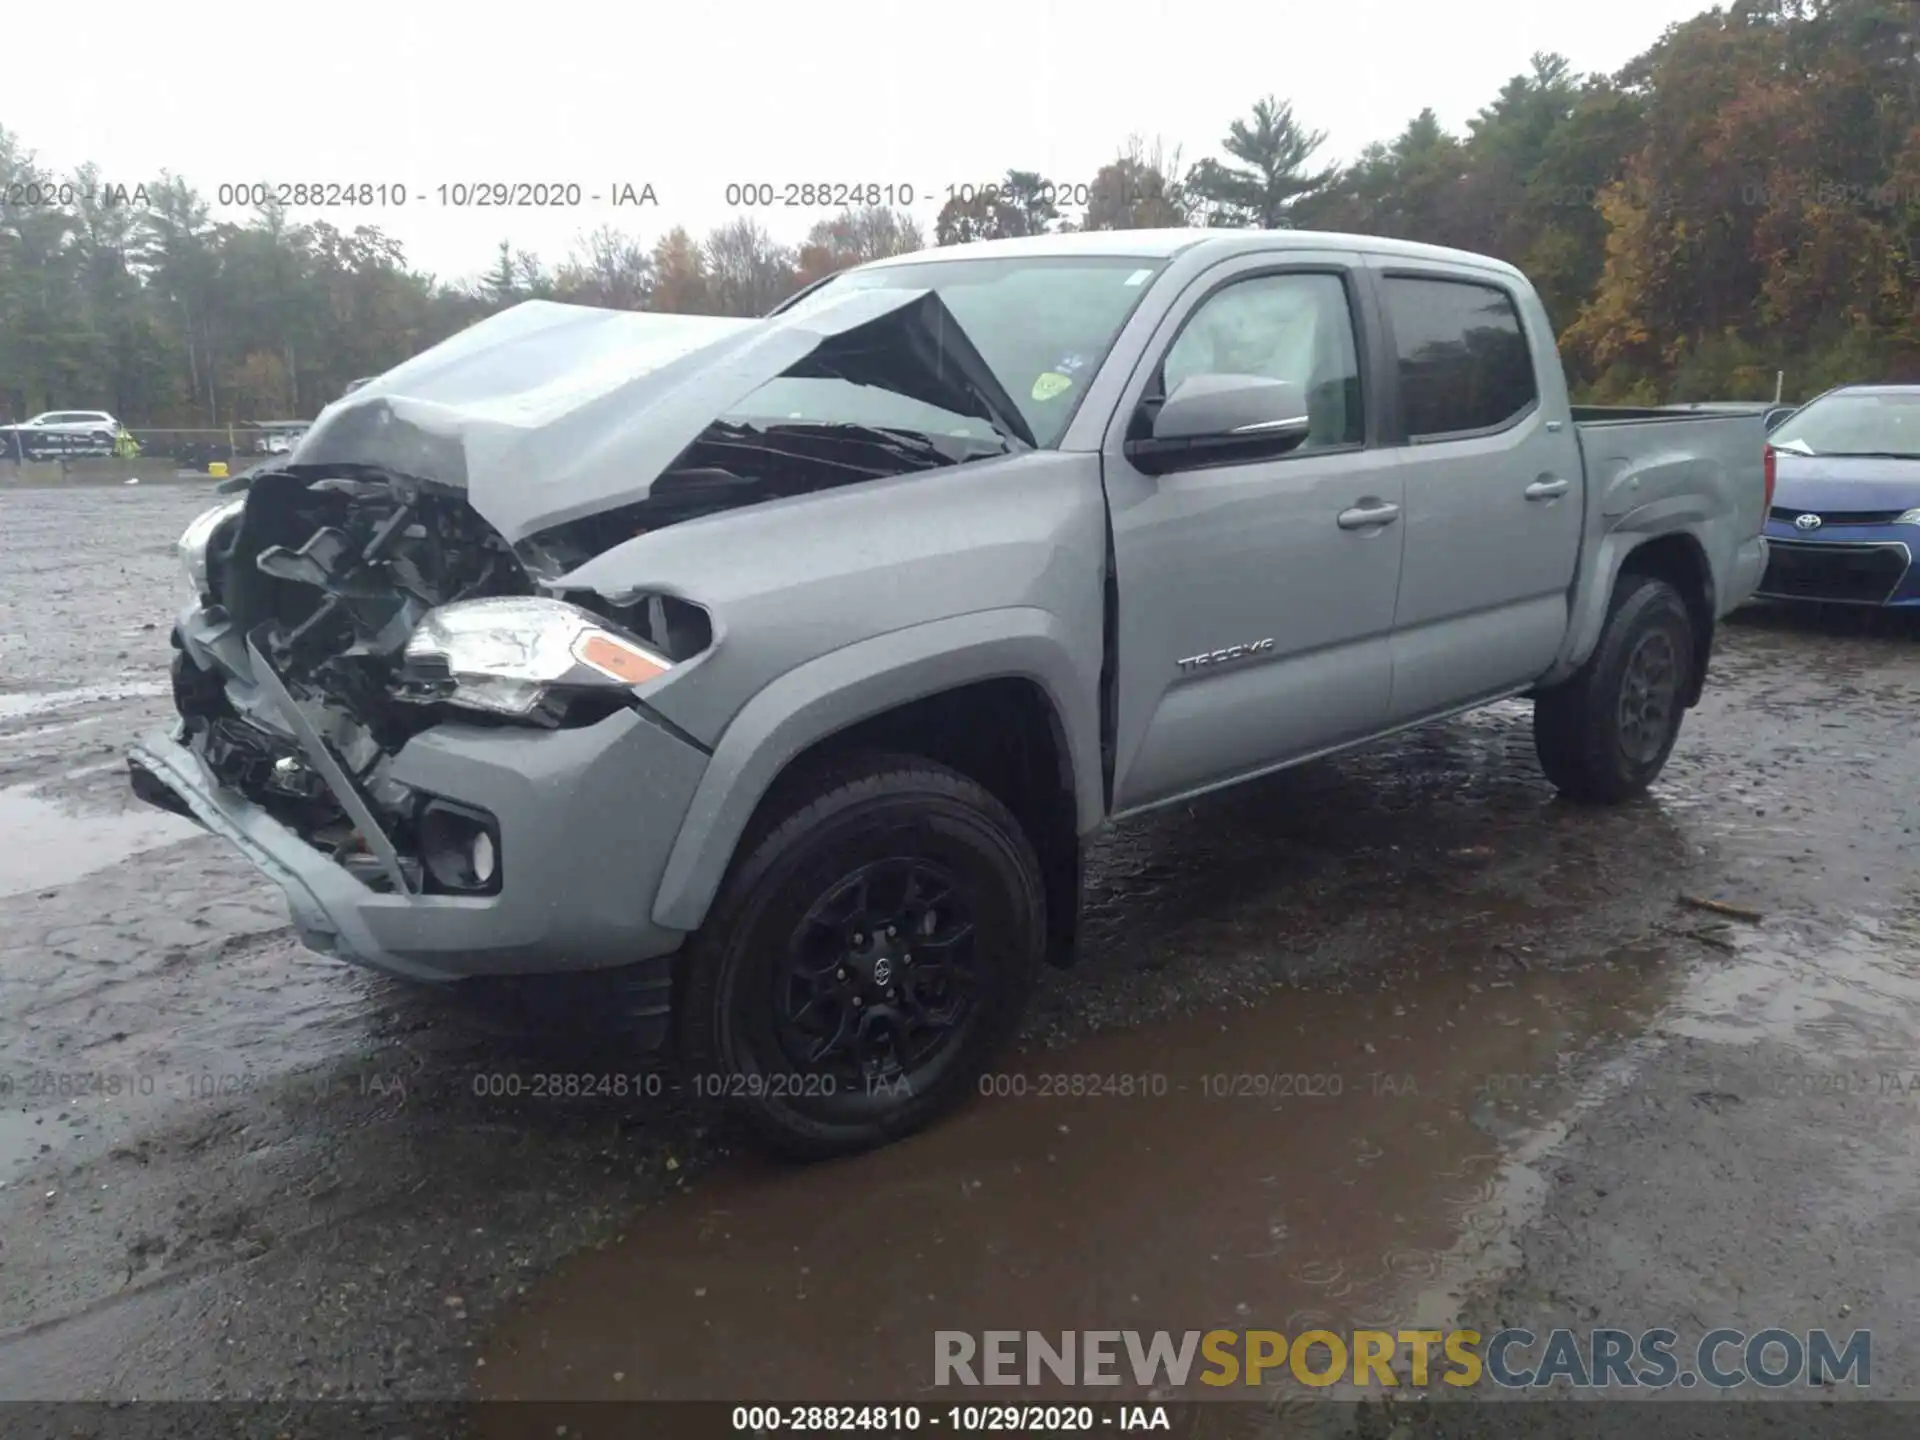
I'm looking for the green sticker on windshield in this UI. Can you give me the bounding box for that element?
[1032,371,1073,402]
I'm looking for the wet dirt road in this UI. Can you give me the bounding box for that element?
[1,483,1917,1420]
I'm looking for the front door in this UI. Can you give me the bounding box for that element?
[1102,255,1407,814]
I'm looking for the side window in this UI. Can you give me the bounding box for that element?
[1381,276,1537,439]
[1161,272,1363,451]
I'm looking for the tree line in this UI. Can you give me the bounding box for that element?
[3,0,1915,426]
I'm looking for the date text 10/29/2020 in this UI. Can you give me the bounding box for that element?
[730,1405,1172,1433]
[719,181,1146,210]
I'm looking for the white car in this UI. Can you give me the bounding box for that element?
[24,410,121,446]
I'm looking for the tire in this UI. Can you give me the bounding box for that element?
[1533,573,1695,804]
[677,752,1045,1160]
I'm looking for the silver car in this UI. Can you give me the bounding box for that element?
[23,410,121,447]
[128,229,1769,1157]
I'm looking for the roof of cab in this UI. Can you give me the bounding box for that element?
[861,226,1525,280]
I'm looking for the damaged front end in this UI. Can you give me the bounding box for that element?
[170,466,695,896]
[147,284,1031,921]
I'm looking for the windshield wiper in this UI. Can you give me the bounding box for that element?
[1814,450,1920,460]
[753,421,1006,463]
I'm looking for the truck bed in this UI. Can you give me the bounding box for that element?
[1570,407,1769,575]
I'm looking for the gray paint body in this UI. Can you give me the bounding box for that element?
[132,227,1769,983]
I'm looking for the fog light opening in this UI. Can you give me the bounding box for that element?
[418,802,502,895]
[470,829,496,886]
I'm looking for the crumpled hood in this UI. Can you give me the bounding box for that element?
[1772,452,1920,512]
[289,289,1032,544]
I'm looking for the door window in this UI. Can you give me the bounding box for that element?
[1381,276,1537,439]
[1161,272,1364,450]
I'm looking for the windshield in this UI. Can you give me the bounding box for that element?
[1769,390,1920,457]
[743,256,1166,448]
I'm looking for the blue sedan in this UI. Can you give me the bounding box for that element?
[1757,384,1920,608]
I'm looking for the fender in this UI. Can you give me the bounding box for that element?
[1539,498,1719,689]
[650,606,1104,933]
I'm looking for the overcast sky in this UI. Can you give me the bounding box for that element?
[9,0,1718,283]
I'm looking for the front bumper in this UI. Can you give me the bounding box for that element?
[1756,523,1920,606]
[128,704,709,984]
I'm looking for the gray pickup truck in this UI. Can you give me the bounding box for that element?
[128,229,1771,1157]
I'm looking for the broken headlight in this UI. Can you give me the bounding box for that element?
[178,497,247,597]
[399,596,670,719]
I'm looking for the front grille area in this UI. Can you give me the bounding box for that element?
[1757,540,1910,604]
[1769,505,1908,526]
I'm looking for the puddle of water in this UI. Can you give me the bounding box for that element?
[0,681,167,723]
[0,784,199,898]
[479,949,1678,1404]
[1665,910,1920,1058]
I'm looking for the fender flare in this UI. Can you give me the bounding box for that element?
[1541,505,1718,689]
[650,607,1104,933]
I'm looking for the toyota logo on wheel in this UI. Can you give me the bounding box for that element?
[1794,513,1823,531]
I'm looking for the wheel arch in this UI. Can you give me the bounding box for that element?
[1550,525,1716,706]
[651,608,1101,945]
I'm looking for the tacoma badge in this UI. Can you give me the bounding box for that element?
[1177,638,1276,672]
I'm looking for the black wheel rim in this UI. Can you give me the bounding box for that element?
[772,858,979,1090]
[1618,629,1679,765]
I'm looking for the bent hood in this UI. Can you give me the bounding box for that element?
[1772,453,1920,513]
[289,290,1035,543]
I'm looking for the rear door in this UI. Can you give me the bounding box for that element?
[1101,250,1406,813]
[1367,266,1584,722]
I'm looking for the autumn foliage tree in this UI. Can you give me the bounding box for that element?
[933,170,1063,245]
[1082,137,1195,231]
[11,0,1920,423]
[795,207,925,285]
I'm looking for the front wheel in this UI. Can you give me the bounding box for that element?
[677,752,1045,1159]
[1533,573,1696,803]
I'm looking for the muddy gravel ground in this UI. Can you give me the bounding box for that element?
[2,483,1919,1433]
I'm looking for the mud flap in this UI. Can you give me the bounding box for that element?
[1043,838,1083,969]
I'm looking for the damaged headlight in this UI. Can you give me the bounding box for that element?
[399,596,671,719]
[178,497,248,596]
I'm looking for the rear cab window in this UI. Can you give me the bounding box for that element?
[1380,276,1537,440]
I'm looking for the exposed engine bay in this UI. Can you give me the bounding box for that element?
[176,467,550,888]
[164,287,1036,890]
[172,417,991,886]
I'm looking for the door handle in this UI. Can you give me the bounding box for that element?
[1337,501,1400,530]
[1525,478,1570,501]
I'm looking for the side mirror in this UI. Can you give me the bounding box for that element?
[1127,374,1312,473]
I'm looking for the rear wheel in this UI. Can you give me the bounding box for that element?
[1533,573,1695,803]
[677,753,1044,1159]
